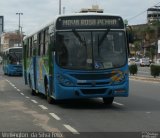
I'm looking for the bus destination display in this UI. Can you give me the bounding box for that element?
[56,16,124,29]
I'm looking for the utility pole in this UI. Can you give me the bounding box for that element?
[63,6,65,14]
[16,12,23,47]
[59,0,61,15]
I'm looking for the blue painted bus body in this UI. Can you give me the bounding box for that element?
[26,56,129,100]
[52,62,129,100]
[3,64,22,76]
[23,14,131,104]
[27,57,46,94]
[2,47,23,76]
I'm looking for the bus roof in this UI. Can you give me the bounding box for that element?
[3,47,22,52]
[56,12,122,18]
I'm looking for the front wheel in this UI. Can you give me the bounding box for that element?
[29,76,37,96]
[45,83,53,104]
[103,97,114,105]
[31,89,37,96]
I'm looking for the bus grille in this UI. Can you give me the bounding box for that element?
[77,82,110,86]
[71,73,114,80]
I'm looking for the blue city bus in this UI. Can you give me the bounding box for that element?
[2,47,23,76]
[23,13,131,105]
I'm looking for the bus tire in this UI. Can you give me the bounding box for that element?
[103,97,114,105]
[29,75,36,96]
[45,83,53,104]
[29,75,32,88]
[31,89,37,96]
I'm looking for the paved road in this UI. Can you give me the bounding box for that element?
[0,65,160,138]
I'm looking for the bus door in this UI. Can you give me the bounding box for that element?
[23,42,28,84]
[32,46,37,91]
[48,38,55,96]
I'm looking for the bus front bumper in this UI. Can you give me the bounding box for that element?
[54,83,128,100]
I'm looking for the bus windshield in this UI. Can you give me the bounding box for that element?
[9,49,22,64]
[56,30,127,70]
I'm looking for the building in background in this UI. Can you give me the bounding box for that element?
[0,32,22,52]
[147,7,160,23]
[80,5,103,13]
[129,7,160,60]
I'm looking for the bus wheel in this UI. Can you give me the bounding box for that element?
[29,75,36,96]
[45,84,53,104]
[31,89,37,96]
[29,75,32,88]
[103,97,114,105]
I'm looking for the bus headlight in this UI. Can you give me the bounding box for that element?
[57,74,74,86]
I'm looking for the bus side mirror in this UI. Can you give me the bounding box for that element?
[127,32,134,44]
[53,40,56,51]
[126,25,134,56]
[126,26,134,44]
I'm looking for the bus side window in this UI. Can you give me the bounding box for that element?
[44,29,50,55]
[33,41,37,56]
[40,31,44,56]
[38,33,41,56]
[27,39,29,58]
[30,38,33,56]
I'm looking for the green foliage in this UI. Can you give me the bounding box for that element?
[150,64,160,78]
[129,64,138,75]
[134,41,141,51]
[145,26,155,33]
[144,51,150,58]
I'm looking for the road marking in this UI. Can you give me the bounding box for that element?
[5,79,9,82]
[113,101,124,106]
[49,113,61,121]
[10,83,15,87]
[26,96,30,99]
[31,100,38,104]
[63,124,79,134]
[146,112,151,114]
[5,79,21,92]
[16,89,20,92]
[39,105,48,110]
[20,93,24,96]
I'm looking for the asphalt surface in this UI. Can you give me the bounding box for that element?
[0,65,160,138]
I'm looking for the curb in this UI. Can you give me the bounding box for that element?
[129,76,160,82]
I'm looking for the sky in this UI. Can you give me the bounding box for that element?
[0,0,160,35]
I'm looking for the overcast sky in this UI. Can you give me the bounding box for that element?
[0,0,160,35]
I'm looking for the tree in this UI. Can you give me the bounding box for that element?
[133,41,141,56]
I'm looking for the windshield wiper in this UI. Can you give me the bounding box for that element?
[13,52,19,62]
[72,29,86,46]
[98,29,110,47]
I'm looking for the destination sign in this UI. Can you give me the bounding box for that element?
[56,15,124,29]
[10,48,22,53]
